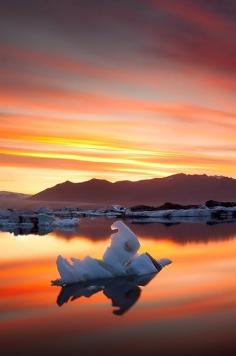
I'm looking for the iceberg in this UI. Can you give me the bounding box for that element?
[53,220,171,285]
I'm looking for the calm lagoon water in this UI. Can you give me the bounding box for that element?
[0,218,236,355]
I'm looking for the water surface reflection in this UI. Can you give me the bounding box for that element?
[55,273,156,315]
[53,218,236,244]
[0,218,235,355]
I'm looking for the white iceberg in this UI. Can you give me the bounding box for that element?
[54,220,171,285]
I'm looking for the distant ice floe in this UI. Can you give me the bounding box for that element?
[53,218,79,229]
[52,221,172,285]
[1,201,236,236]
[0,211,79,234]
[124,205,236,224]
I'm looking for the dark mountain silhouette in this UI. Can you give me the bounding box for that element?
[0,191,30,199]
[30,173,236,205]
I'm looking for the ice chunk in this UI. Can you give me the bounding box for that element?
[157,258,172,267]
[54,218,79,228]
[103,221,140,268]
[77,257,113,280]
[54,220,171,285]
[38,213,54,226]
[56,256,81,284]
[126,253,158,275]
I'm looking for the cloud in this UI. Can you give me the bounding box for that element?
[143,0,236,76]
[0,0,235,192]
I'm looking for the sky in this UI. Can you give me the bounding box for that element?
[0,0,236,194]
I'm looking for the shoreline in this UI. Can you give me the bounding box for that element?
[1,200,236,235]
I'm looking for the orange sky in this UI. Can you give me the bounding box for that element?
[0,1,235,193]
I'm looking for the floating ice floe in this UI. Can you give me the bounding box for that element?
[0,211,79,234]
[53,220,172,285]
[53,217,79,228]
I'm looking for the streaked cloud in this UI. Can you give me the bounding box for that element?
[0,0,235,192]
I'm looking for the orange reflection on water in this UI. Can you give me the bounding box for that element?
[0,225,235,355]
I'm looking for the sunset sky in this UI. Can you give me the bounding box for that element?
[0,0,236,194]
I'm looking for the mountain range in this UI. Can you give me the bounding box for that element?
[0,191,30,200]
[30,174,236,205]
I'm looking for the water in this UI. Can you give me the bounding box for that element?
[0,218,236,355]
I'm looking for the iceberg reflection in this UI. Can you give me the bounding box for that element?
[54,273,157,315]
